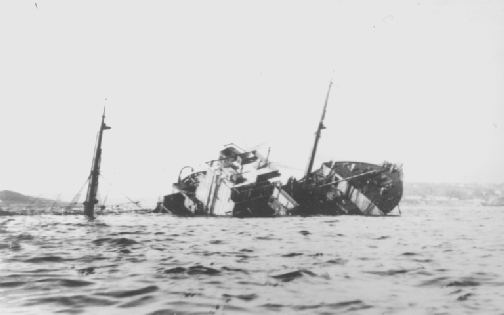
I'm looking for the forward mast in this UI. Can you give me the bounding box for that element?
[305,81,333,177]
[83,109,111,218]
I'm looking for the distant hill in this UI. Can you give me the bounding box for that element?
[0,190,59,207]
[403,182,504,204]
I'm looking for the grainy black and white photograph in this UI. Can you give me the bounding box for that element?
[1,1,503,314]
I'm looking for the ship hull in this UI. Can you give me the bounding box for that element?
[154,144,402,217]
[153,144,298,217]
[285,161,403,216]
[154,183,296,217]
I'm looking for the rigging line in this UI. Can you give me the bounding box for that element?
[99,175,142,208]
[317,169,383,188]
[269,162,304,171]
[49,194,63,210]
[70,177,90,204]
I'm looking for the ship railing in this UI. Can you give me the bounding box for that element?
[318,169,384,188]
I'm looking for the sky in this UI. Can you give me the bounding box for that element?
[1,0,503,205]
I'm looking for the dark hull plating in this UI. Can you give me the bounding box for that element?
[285,161,403,215]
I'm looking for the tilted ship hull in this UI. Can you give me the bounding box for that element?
[154,154,403,217]
[281,81,403,216]
[285,161,403,216]
[155,82,403,217]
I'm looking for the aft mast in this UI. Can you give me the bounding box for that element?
[305,81,333,177]
[83,109,111,218]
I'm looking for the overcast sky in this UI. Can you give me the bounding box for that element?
[1,0,503,205]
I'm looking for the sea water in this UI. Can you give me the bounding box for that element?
[1,205,503,314]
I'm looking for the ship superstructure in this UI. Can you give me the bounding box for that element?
[154,144,297,217]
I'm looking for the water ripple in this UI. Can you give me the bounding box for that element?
[1,206,503,314]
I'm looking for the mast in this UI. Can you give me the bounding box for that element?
[83,109,111,218]
[305,81,333,177]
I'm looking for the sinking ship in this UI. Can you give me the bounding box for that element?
[154,144,298,217]
[284,82,403,216]
[285,161,403,216]
[155,82,403,217]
